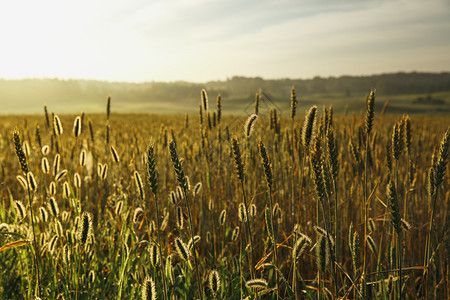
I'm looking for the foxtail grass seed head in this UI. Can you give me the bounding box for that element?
[187,235,201,250]
[53,154,61,176]
[231,226,240,242]
[249,204,256,218]
[49,181,56,196]
[39,206,48,223]
[169,141,188,190]
[244,114,258,138]
[106,96,111,120]
[258,140,273,189]
[74,173,81,189]
[53,114,63,136]
[133,207,145,224]
[387,180,401,234]
[100,163,108,180]
[176,186,183,202]
[174,237,190,261]
[160,212,169,231]
[290,86,297,119]
[193,182,202,196]
[217,94,222,123]
[62,181,70,199]
[176,206,183,229]
[302,106,317,148]
[366,235,377,254]
[73,116,81,138]
[148,243,160,267]
[254,92,259,115]
[13,130,29,174]
[427,167,435,197]
[41,157,50,174]
[434,128,450,187]
[146,144,158,195]
[365,89,375,136]
[326,128,339,179]
[27,172,37,192]
[55,169,68,182]
[238,203,247,223]
[368,218,376,233]
[55,220,63,237]
[14,200,26,221]
[77,212,93,245]
[201,88,209,111]
[88,120,94,142]
[110,146,120,163]
[169,191,177,205]
[142,277,157,300]
[404,114,412,155]
[134,171,145,201]
[208,269,221,298]
[219,209,227,226]
[79,149,86,166]
[265,206,274,241]
[231,138,245,182]
[42,145,50,156]
[16,175,28,190]
[351,230,360,276]
[245,278,268,290]
[392,123,401,160]
[48,197,59,218]
[293,235,311,261]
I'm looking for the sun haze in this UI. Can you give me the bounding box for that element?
[0,0,449,83]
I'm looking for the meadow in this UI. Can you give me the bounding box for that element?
[0,90,448,299]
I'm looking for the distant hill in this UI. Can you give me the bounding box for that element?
[1,72,450,115]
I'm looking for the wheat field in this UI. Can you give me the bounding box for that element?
[0,90,448,299]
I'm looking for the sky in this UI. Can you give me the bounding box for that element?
[0,0,449,83]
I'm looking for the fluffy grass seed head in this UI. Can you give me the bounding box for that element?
[53,114,63,136]
[293,234,311,261]
[79,149,86,167]
[246,278,268,290]
[73,116,81,138]
[387,180,401,234]
[258,140,273,189]
[14,200,26,221]
[238,203,247,223]
[110,145,120,163]
[244,114,258,138]
[133,207,145,224]
[148,243,160,267]
[146,144,158,195]
[265,206,274,242]
[13,130,29,174]
[302,106,317,148]
[201,88,209,111]
[176,206,183,229]
[290,86,297,119]
[27,172,37,192]
[231,138,245,182]
[209,269,221,297]
[134,171,145,201]
[365,89,375,136]
[48,197,59,218]
[434,128,450,187]
[55,169,68,182]
[41,157,50,174]
[53,154,61,176]
[77,212,93,246]
[142,277,157,300]
[219,209,227,226]
[232,226,240,242]
[174,237,190,262]
[169,141,188,190]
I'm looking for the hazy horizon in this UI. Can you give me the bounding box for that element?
[1,0,450,83]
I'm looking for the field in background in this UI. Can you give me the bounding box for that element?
[0,91,448,299]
